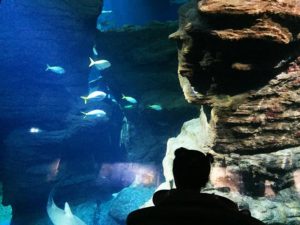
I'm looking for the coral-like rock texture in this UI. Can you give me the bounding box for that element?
[211,18,293,44]
[215,71,300,153]
[171,0,300,153]
[171,1,300,222]
[199,0,300,18]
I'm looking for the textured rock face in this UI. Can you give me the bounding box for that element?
[199,0,300,18]
[171,0,300,153]
[210,18,293,44]
[168,0,300,224]
[215,71,300,153]
[163,117,300,224]
[172,0,300,98]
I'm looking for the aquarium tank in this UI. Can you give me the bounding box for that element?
[0,0,300,224]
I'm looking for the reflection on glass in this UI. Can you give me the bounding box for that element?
[293,169,300,193]
[264,180,275,198]
[210,166,243,193]
[98,163,158,188]
[46,158,61,182]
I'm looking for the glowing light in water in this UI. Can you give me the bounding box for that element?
[29,127,41,134]
[97,163,158,187]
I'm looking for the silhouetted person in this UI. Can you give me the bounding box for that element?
[127,147,265,225]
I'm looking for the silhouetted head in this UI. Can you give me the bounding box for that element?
[173,147,214,191]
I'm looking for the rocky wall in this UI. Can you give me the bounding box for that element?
[0,0,104,224]
[167,0,300,224]
[94,22,199,164]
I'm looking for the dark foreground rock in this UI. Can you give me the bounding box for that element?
[0,0,104,224]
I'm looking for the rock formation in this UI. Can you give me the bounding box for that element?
[0,0,105,224]
[168,0,300,224]
[0,8,197,224]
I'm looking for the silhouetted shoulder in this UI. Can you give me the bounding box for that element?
[153,189,238,210]
[127,190,265,225]
[127,148,265,225]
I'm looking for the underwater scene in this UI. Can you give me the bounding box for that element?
[1,0,300,224]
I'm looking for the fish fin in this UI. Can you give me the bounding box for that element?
[81,112,87,119]
[93,45,98,56]
[64,202,73,217]
[80,96,88,104]
[89,57,94,67]
[45,64,50,71]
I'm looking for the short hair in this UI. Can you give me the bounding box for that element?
[173,147,213,189]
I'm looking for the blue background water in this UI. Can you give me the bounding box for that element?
[103,0,181,27]
[0,0,192,224]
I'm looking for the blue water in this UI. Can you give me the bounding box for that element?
[0,221,11,225]
[102,0,182,27]
[0,0,193,224]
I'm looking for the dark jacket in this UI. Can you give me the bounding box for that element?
[127,189,265,225]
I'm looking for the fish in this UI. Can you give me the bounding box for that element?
[81,109,106,119]
[88,75,103,84]
[102,10,113,14]
[147,104,163,111]
[47,190,86,225]
[122,94,137,104]
[92,45,98,56]
[46,64,66,74]
[111,98,117,104]
[124,105,134,109]
[80,91,107,104]
[112,192,119,198]
[89,57,111,70]
[106,94,118,104]
[29,127,41,133]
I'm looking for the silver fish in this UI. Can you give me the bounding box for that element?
[46,64,66,74]
[47,190,86,225]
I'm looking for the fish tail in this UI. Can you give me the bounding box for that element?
[80,96,88,104]
[89,57,94,67]
[81,112,87,119]
[45,64,50,71]
[122,94,125,99]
